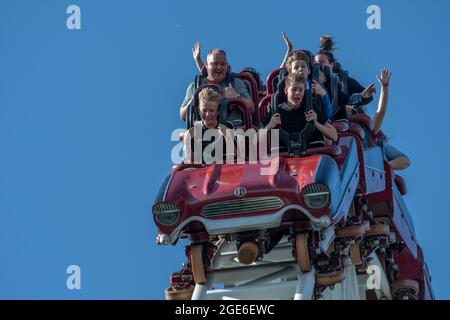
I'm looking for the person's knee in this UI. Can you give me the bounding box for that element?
[403,157,411,169]
[390,156,410,170]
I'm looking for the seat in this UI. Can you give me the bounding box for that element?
[237,71,260,126]
[348,114,377,147]
[239,67,265,97]
[258,95,271,126]
[266,68,286,95]
[237,72,259,106]
[333,120,349,133]
[225,98,253,130]
[348,113,374,131]
[348,123,366,141]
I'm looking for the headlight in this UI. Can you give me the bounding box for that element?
[302,183,330,210]
[153,202,180,227]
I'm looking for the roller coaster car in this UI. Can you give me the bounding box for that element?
[154,118,362,283]
[156,69,433,298]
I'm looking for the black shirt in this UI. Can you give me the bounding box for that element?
[263,102,328,149]
[186,122,231,164]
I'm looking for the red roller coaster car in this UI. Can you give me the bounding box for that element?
[153,68,434,300]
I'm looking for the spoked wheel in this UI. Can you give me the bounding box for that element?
[190,244,207,284]
[349,243,363,266]
[295,233,312,273]
[165,286,195,300]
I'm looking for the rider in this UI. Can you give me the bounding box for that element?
[283,50,333,119]
[372,68,411,170]
[181,45,254,121]
[262,74,337,151]
[314,35,375,111]
[280,33,375,121]
[183,87,235,164]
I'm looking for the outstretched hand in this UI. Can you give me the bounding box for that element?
[192,41,201,62]
[362,83,376,99]
[282,32,294,54]
[376,68,392,87]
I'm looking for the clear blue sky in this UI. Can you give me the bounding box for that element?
[1,0,449,299]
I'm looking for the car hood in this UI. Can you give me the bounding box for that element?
[165,156,324,205]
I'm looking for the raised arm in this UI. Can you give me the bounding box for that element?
[192,41,205,74]
[280,32,294,68]
[373,68,392,135]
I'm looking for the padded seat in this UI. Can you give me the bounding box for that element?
[348,113,374,131]
[348,123,366,141]
[237,71,260,118]
[266,68,286,95]
[257,95,272,126]
[333,121,349,133]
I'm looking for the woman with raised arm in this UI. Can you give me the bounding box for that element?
[279,32,294,69]
[314,35,375,109]
[192,41,205,75]
[372,68,410,170]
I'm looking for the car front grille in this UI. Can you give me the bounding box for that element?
[201,197,284,217]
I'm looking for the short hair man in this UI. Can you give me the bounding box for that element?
[180,49,254,121]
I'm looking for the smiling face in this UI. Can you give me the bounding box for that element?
[285,81,305,108]
[206,51,228,84]
[290,59,310,78]
[199,100,219,128]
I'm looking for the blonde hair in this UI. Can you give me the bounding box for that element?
[285,74,306,88]
[198,87,222,104]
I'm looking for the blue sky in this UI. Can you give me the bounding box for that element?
[1,0,449,299]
